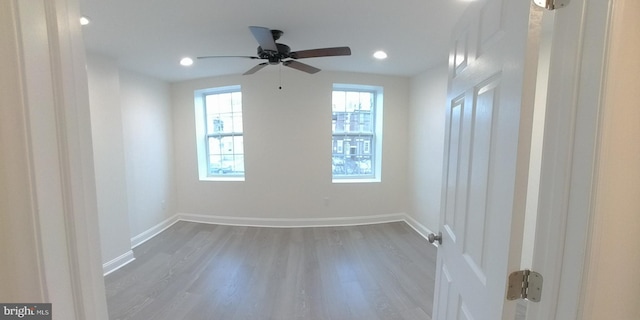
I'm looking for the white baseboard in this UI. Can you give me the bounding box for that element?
[115,212,434,276]
[106,212,434,277]
[130,214,179,248]
[176,212,408,228]
[103,250,135,276]
[402,215,436,243]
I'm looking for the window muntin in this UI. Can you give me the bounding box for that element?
[203,90,245,176]
[332,88,377,179]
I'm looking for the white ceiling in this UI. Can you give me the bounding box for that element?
[79,0,470,83]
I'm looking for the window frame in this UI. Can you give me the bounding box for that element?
[331,84,383,182]
[194,85,245,181]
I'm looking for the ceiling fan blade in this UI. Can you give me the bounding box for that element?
[283,60,321,74]
[243,62,268,75]
[290,47,351,59]
[197,55,260,60]
[249,26,278,52]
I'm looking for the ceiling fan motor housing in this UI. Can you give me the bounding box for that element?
[257,43,291,64]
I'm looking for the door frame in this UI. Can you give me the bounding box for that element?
[2,0,109,318]
[529,0,613,319]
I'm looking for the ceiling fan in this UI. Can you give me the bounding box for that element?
[197,26,352,75]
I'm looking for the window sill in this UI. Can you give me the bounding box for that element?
[332,178,380,184]
[199,176,245,182]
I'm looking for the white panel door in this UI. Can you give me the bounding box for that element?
[433,0,540,319]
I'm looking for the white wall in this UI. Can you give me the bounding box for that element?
[86,54,132,264]
[582,0,640,318]
[407,64,448,231]
[171,70,409,220]
[119,69,176,238]
[86,54,175,263]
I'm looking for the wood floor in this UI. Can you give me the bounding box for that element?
[104,221,438,320]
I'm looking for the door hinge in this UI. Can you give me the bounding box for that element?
[533,0,570,10]
[506,269,543,302]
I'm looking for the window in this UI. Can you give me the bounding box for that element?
[194,86,245,179]
[332,85,382,181]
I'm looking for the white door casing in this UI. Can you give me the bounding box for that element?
[1,0,109,318]
[528,0,616,319]
[433,1,542,319]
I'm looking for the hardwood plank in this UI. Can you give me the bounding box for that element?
[105,221,437,320]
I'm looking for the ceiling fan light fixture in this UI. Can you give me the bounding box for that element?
[180,57,194,66]
[198,26,352,75]
[373,50,388,60]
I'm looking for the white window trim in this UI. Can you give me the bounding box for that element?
[332,84,383,183]
[194,85,245,181]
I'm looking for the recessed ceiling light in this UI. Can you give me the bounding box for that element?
[180,57,194,67]
[80,16,90,26]
[373,50,388,60]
